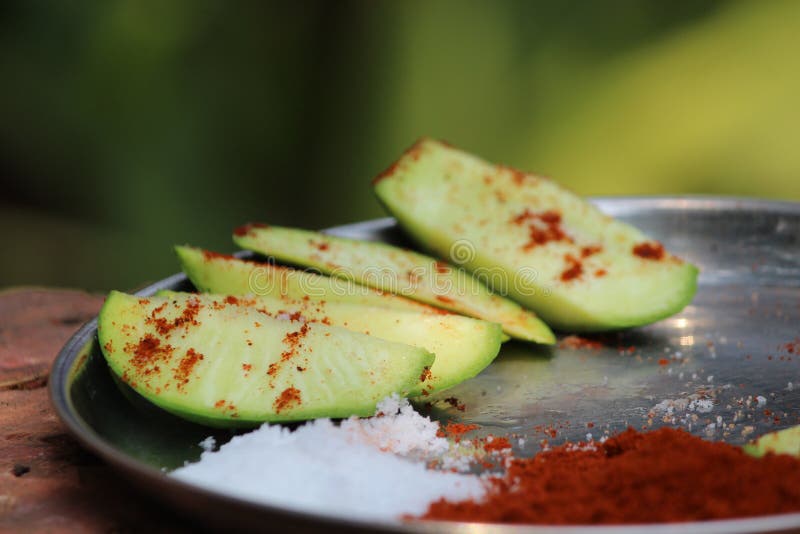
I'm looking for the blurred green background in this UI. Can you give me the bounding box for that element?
[2,0,799,291]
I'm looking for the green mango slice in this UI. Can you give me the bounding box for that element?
[373,138,699,331]
[176,245,428,312]
[232,226,554,344]
[98,291,434,427]
[158,290,503,396]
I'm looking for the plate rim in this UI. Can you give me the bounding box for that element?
[49,195,800,533]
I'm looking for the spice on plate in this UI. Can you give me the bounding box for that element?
[423,427,800,524]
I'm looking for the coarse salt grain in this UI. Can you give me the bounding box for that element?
[171,396,484,521]
[198,436,216,452]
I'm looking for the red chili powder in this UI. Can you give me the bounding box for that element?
[233,222,269,237]
[124,334,174,374]
[782,338,800,354]
[580,245,602,258]
[273,387,302,413]
[202,250,236,261]
[511,209,573,251]
[498,165,527,186]
[268,323,311,382]
[372,141,423,184]
[436,423,479,443]
[558,335,603,350]
[282,323,310,357]
[483,436,512,453]
[633,241,665,260]
[173,348,204,390]
[148,299,202,336]
[423,427,800,524]
[560,254,583,282]
[419,367,433,383]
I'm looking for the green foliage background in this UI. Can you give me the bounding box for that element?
[1,1,798,291]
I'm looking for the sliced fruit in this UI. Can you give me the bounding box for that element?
[744,426,800,458]
[176,245,428,312]
[158,290,503,395]
[98,291,434,426]
[373,138,699,331]
[232,226,554,344]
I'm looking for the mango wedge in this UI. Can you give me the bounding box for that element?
[373,139,698,331]
[98,291,433,426]
[158,290,503,396]
[232,226,554,344]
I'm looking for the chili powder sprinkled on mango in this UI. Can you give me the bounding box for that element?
[372,141,424,185]
[147,298,202,336]
[498,165,528,186]
[202,250,236,261]
[560,254,583,282]
[273,387,302,413]
[124,334,174,376]
[266,323,311,383]
[632,241,665,260]
[174,348,204,390]
[580,245,602,258]
[419,367,433,383]
[233,222,269,237]
[511,209,574,251]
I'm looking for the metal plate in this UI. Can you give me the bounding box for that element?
[50,197,800,533]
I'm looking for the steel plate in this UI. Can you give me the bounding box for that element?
[50,197,800,533]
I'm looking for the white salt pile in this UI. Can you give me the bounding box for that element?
[171,395,484,522]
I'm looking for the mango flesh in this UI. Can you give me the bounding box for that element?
[232,226,554,344]
[98,291,434,426]
[158,290,503,396]
[176,245,428,312]
[744,426,800,458]
[373,138,699,331]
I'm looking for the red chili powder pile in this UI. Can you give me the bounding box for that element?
[423,427,800,524]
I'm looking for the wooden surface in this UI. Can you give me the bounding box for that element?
[0,288,189,533]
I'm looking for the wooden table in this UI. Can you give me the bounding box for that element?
[0,288,190,533]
